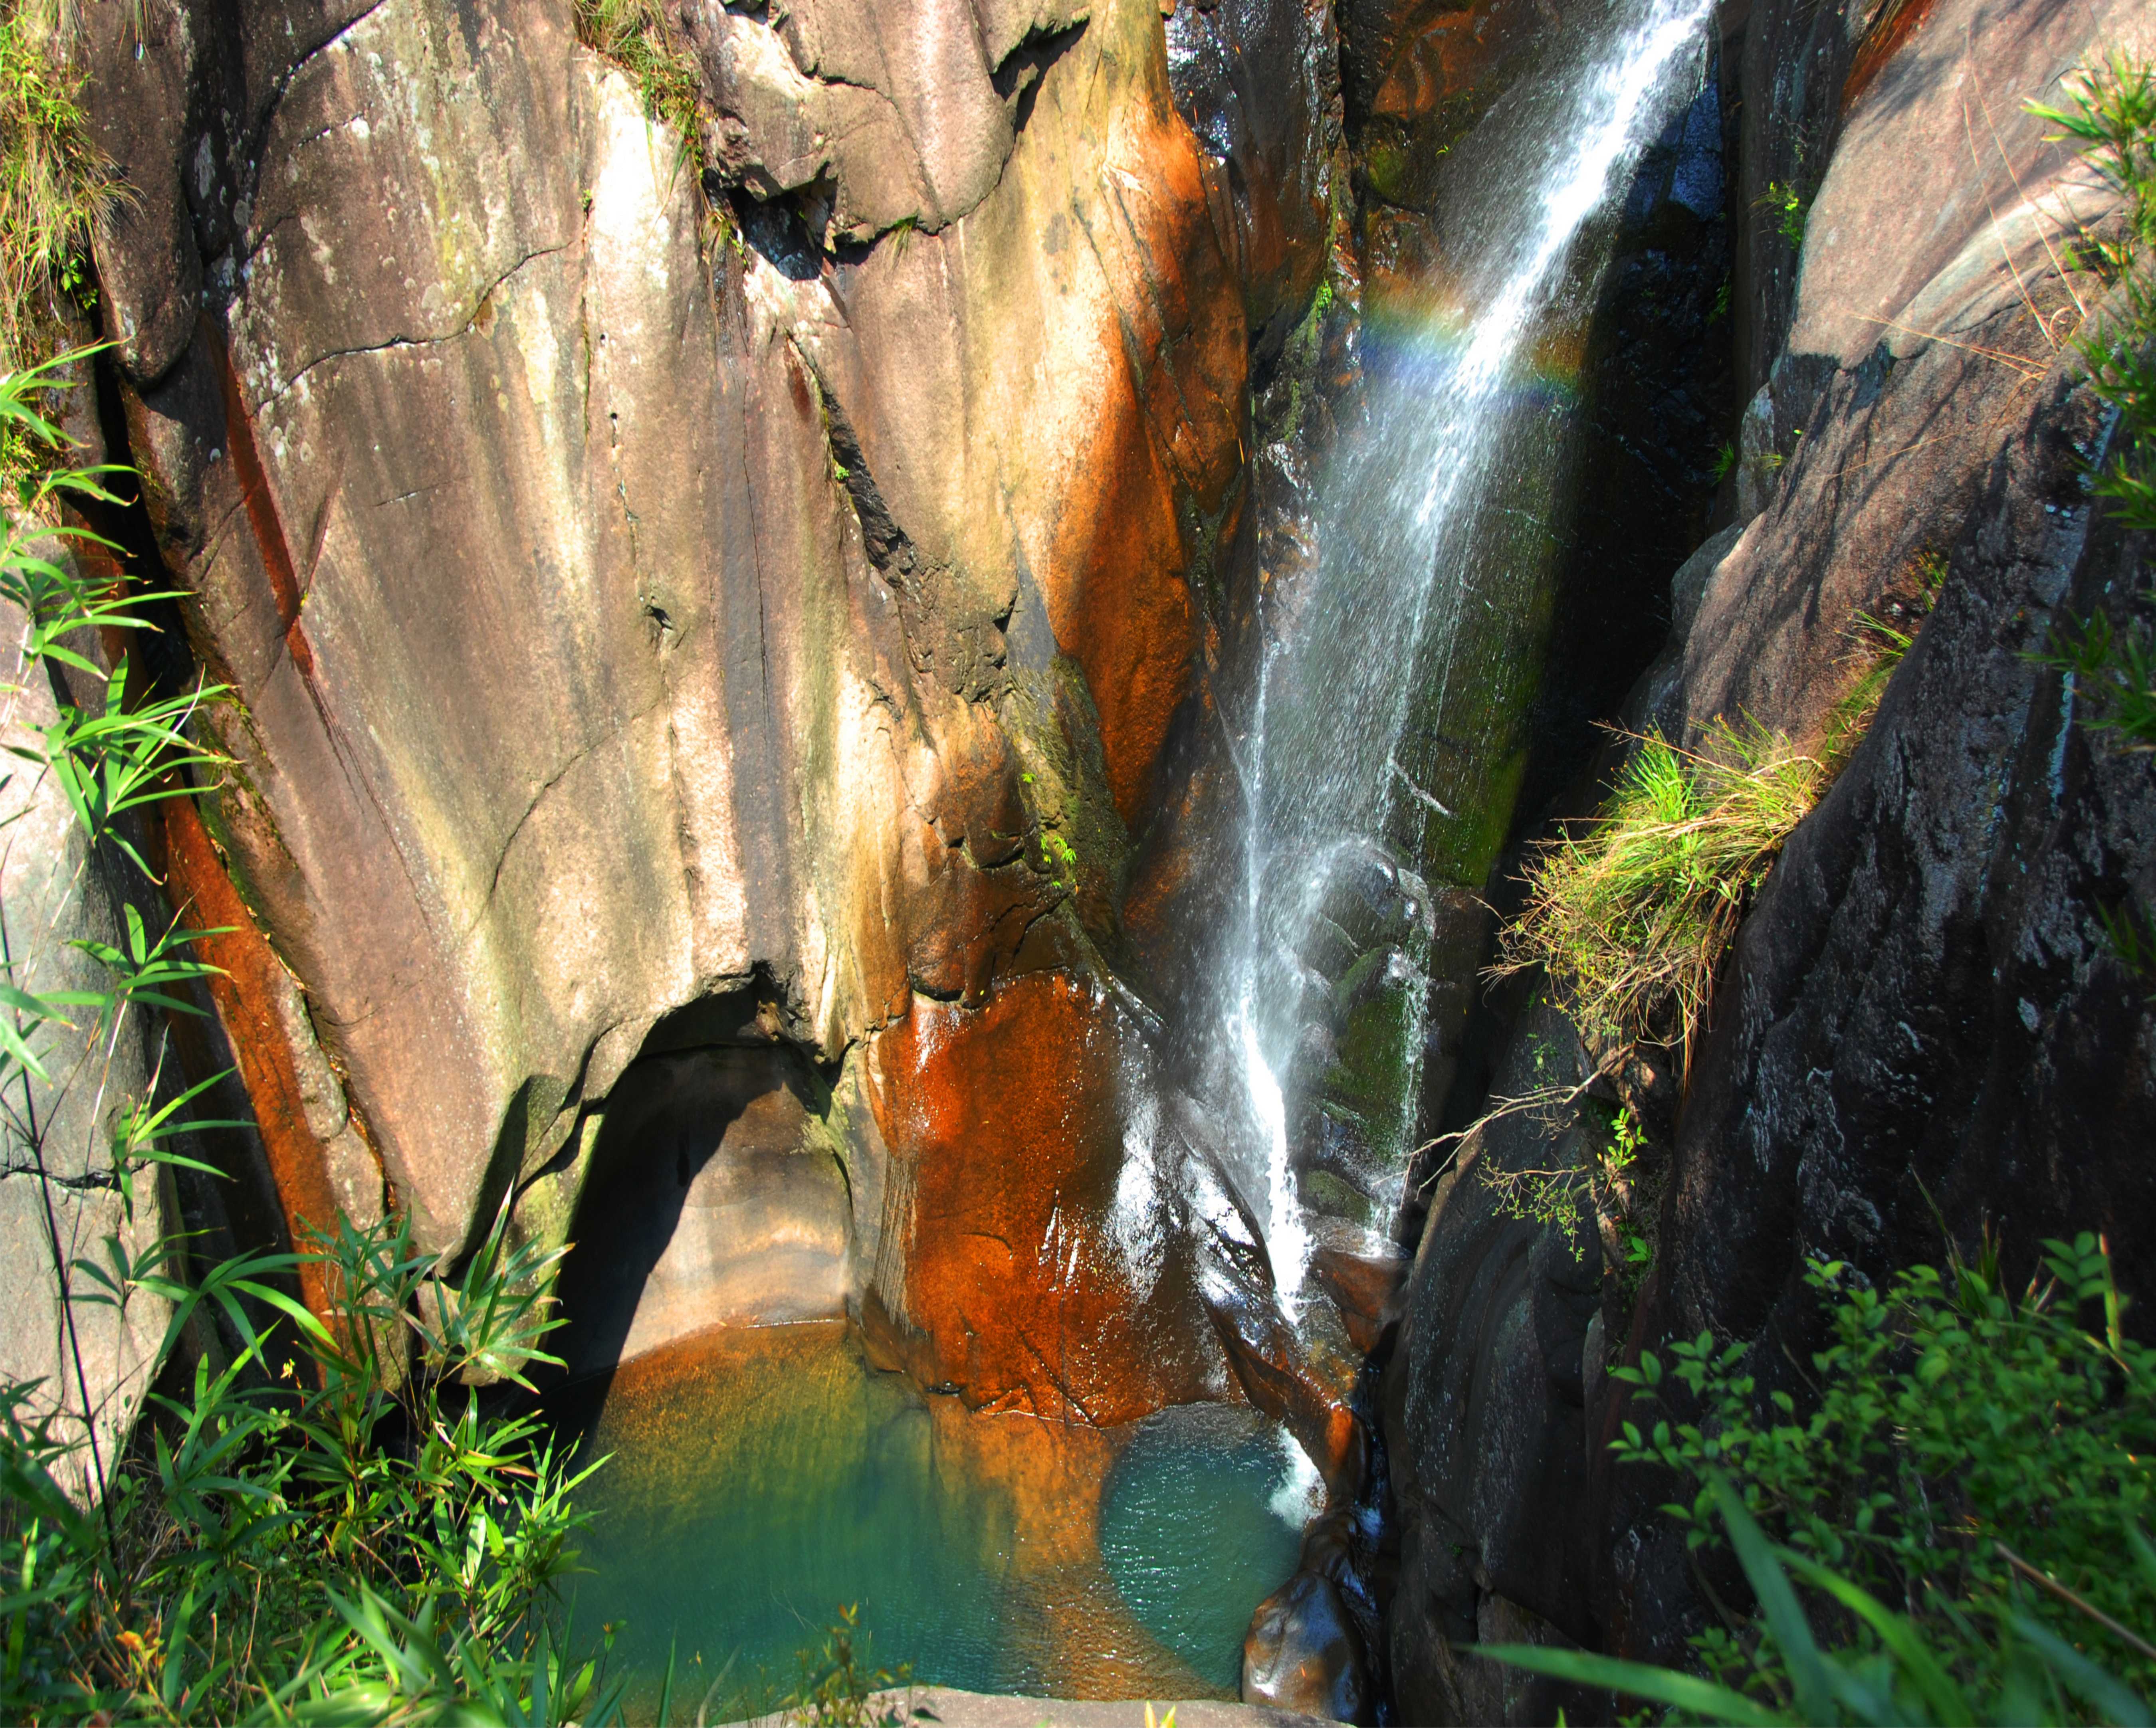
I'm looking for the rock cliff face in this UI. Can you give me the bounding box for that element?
[1383,0,2156,1717]
[50,0,1353,1434]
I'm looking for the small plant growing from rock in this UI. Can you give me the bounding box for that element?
[1492,722,1825,1077]
[786,1605,915,1728]
[575,0,709,183]
[1757,179,1808,247]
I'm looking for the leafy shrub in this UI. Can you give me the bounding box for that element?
[3,1205,624,1723]
[1483,1469,2153,1727]
[1485,1235,2156,1723]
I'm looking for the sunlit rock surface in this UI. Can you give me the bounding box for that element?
[80,0,1271,1384]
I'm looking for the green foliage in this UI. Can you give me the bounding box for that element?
[1467,1089,1645,1260]
[2026,57,2156,994]
[0,0,123,380]
[2099,899,2156,998]
[1494,724,1825,1074]
[1039,827,1078,885]
[1480,1470,2154,1726]
[2,1205,621,1723]
[0,349,230,1485]
[1709,440,1735,484]
[1542,1234,2156,1722]
[0,360,623,1723]
[1817,548,1944,771]
[786,1605,913,1728]
[1757,181,1807,248]
[573,0,708,183]
[2045,608,2156,751]
[2033,55,2156,537]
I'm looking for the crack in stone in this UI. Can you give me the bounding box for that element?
[462,701,666,943]
[255,241,572,406]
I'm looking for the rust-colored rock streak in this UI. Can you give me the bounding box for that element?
[159,799,345,1321]
[867,972,1223,1424]
[1840,0,1940,114]
[1021,15,1248,825]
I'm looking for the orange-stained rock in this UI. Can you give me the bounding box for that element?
[1308,1241,1410,1354]
[865,972,1230,1423]
[1034,113,1247,825]
[810,0,1251,833]
[156,798,375,1325]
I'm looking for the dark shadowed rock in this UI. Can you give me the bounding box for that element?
[80,0,198,382]
[1166,0,1344,362]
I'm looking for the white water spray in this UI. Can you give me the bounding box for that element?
[1213,0,1716,1306]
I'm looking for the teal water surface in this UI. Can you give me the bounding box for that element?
[565,1323,1308,1715]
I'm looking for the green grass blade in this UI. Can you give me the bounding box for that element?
[1707,1472,1835,1725]
[2009,1612,2154,1726]
[1473,1643,1791,1724]
[1778,1550,1973,1725]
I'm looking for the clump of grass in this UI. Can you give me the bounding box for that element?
[0,0,123,373]
[2035,55,2156,534]
[574,0,708,181]
[2047,608,2156,749]
[1817,546,1944,767]
[1494,722,1826,1075]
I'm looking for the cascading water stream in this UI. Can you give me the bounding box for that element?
[1212,0,1718,1310]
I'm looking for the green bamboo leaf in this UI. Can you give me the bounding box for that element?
[1472,1643,1790,1724]
[1707,1471,1835,1725]
[2008,1613,2153,1726]
[0,1015,52,1081]
[1777,1550,1973,1725]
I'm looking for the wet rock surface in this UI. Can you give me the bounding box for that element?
[1242,1570,1371,1724]
[42,0,2156,1716]
[72,0,1268,1355]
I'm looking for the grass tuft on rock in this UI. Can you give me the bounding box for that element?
[1494,722,1825,1075]
[574,0,708,182]
[0,0,122,372]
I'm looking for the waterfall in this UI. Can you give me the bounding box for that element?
[1209,0,1717,1308]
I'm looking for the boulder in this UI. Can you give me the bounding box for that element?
[1242,1569,1370,1723]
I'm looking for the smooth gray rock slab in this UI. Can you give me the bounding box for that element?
[744,1690,1332,1727]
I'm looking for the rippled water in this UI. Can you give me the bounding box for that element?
[565,1325,1308,1716]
